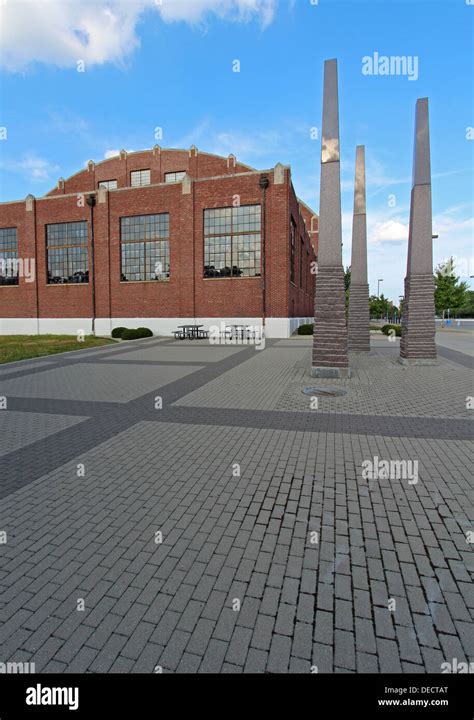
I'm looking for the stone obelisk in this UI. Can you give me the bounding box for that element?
[312,59,350,378]
[399,98,437,365]
[348,145,370,352]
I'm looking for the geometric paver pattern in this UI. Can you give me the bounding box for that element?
[0,335,472,672]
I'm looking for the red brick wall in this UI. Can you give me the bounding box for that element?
[0,151,318,322]
[288,181,318,318]
[47,149,254,197]
[0,200,38,319]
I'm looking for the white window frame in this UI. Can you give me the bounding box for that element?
[165,171,187,183]
[131,169,151,187]
[98,180,118,190]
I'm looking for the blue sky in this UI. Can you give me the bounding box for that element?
[0,0,473,302]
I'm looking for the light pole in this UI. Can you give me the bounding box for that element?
[259,174,269,331]
[378,279,383,298]
[86,194,97,336]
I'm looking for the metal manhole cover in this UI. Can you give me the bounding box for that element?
[302,387,348,397]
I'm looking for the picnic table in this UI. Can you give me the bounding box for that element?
[226,325,255,340]
[173,325,209,340]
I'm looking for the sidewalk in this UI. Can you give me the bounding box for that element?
[0,336,472,673]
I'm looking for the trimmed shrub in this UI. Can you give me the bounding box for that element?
[297,323,314,335]
[136,327,153,337]
[381,323,401,337]
[121,327,153,340]
[111,326,127,339]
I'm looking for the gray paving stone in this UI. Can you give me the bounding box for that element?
[357,651,379,673]
[159,630,191,671]
[396,624,423,664]
[374,606,396,640]
[1,338,471,675]
[355,617,377,654]
[311,642,333,673]
[334,630,356,670]
[292,622,313,660]
[199,639,228,673]
[176,652,202,673]
[267,634,292,673]
[413,614,440,649]
[274,603,296,636]
[250,614,275,651]
[244,648,268,673]
[377,638,402,673]
[225,626,253,667]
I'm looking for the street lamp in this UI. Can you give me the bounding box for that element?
[378,279,384,297]
[259,174,269,330]
[86,194,96,336]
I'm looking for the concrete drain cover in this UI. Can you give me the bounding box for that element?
[302,387,348,397]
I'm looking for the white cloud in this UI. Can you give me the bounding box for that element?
[160,0,276,26]
[371,219,408,244]
[210,129,283,162]
[432,211,474,278]
[103,148,134,159]
[0,153,59,182]
[0,0,277,71]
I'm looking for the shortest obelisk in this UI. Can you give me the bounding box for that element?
[348,145,370,352]
[399,98,437,365]
[312,59,350,378]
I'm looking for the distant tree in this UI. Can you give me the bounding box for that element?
[398,298,404,321]
[370,293,391,319]
[457,290,474,318]
[344,266,351,291]
[344,266,351,311]
[434,258,469,318]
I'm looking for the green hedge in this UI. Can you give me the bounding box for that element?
[297,323,314,335]
[121,327,153,340]
[381,324,401,337]
[111,326,127,339]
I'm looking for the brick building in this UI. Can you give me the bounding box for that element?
[0,146,318,338]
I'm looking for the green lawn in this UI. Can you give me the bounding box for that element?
[0,335,116,365]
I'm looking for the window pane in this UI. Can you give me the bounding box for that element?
[46,221,88,284]
[120,213,170,281]
[204,235,232,277]
[290,219,296,284]
[131,169,151,187]
[98,180,118,190]
[203,205,261,278]
[164,171,186,183]
[0,228,19,285]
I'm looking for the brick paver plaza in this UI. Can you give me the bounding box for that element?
[0,334,472,673]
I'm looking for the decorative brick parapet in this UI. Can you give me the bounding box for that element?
[312,266,349,375]
[400,274,436,362]
[348,283,370,352]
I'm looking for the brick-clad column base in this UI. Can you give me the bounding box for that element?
[399,274,437,364]
[312,266,350,377]
[348,283,370,352]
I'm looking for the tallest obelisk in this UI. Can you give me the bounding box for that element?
[399,98,437,365]
[348,145,370,352]
[312,59,350,378]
